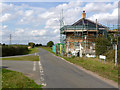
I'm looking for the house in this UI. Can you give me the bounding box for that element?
[60,11,117,55]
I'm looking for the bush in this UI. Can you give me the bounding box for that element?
[2,45,29,57]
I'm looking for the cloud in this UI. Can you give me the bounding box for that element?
[83,2,117,13]
[1,1,118,44]
[2,25,8,29]
[0,25,8,29]
[31,30,46,36]
[40,11,54,19]
[88,8,118,24]
[0,13,11,22]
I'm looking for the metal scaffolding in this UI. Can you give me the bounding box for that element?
[60,23,118,56]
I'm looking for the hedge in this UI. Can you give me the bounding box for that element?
[1,45,29,57]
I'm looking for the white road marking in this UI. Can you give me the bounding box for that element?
[33,61,36,71]
[38,56,46,86]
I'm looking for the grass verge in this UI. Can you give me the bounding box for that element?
[63,57,118,82]
[28,47,39,54]
[41,46,118,82]
[2,55,39,61]
[2,69,42,88]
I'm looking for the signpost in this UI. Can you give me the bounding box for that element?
[115,44,117,66]
[80,43,83,57]
[99,55,106,63]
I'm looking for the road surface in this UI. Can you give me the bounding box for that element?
[2,48,118,88]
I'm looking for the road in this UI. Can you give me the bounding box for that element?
[2,48,118,88]
[38,48,117,88]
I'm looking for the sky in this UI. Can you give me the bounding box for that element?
[0,1,119,45]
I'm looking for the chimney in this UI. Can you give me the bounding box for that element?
[82,10,86,19]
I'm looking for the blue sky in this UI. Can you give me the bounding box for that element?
[1,1,118,45]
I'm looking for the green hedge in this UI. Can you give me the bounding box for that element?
[2,45,29,57]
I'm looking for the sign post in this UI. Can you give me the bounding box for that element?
[115,44,117,66]
[80,43,82,57]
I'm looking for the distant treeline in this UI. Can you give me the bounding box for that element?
[1,45,29,57]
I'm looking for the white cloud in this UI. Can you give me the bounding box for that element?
[0,25,8,30]
[25,10,33,16]
[84,2,117,13]
[31,30,46,36]
[88,8,118,24]
[1,3,14,13]
[1,2,118,44]
[3,25,8,29]
[40,11,54,19]
[0,13,11,22]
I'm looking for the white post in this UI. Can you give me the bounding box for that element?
[67,41,69,53]
[115,44,117,66]
[85,35,87,57]
[80,43,82,57]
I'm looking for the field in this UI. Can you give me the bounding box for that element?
[2,69,42,88]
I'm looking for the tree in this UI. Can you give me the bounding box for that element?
[39,44,42,46]
[2,43,6,46]
[47,41,54,47]
[35,44,42,47]
[95,37,111,55]
[28,42,35,48]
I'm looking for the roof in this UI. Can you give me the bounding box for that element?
[72,18,107,28]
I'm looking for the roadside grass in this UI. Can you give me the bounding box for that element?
[2,68,42,88]
[40,46,53,53]
[118,65,120,86]
[29,47,39,54]
[0,69,2,89]
[63,57,118,82]
[2,55,39,61]
[41,46,118,82]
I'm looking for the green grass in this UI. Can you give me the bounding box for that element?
[63,57,118,82]
[2,55,39,61]
[2,69,42,88]
[0,69,2,89]
[41,46,118,82]
[29,47,39,54]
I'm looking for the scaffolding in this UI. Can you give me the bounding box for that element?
[60,23,118,56]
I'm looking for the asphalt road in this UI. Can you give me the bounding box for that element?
[2,60,42,85]
[2,48,118,88]
[38,48,117,88]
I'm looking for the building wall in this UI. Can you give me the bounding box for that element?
[66,32,96,51]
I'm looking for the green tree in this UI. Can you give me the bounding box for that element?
[95,37,111,55]
[47,41,54,47]
[28,42,35,48]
